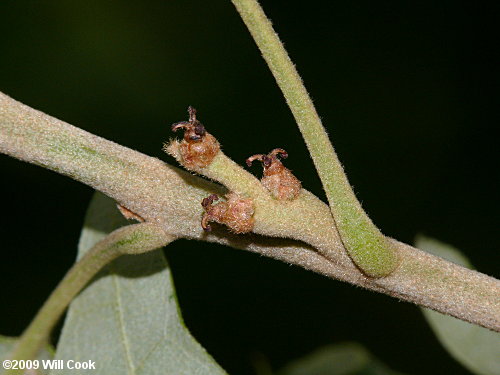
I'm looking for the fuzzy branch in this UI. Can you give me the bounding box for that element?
[231,0,398,278]
[0,92,499,332]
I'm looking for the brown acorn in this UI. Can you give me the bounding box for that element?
[201,193,254,234]
[165,106,220,170]
[246,148,301,200]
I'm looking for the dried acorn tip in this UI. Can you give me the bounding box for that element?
[201,194,219,231]
[168,106,220,169]
[171,106,206,141]
[201,193,254,234]
[246,148,301,200]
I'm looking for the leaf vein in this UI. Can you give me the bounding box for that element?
[111,270,136,375]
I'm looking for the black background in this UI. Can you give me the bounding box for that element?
[0,1,498,374]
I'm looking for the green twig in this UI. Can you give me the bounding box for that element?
[167,142,341,261]
[6,223,174,370]
[1,92,499,331]
[230,0,398,277]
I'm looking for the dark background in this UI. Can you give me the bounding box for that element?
[0,1,498,374]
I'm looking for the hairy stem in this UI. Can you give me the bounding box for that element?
[6,223,174,368]
[168,141,342,262]
[230,0,398,277]
[1,92,499,331]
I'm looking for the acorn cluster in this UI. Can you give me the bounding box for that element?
[166,107,301,234]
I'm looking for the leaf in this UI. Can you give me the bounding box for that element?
[277,342,406,375]
[0,335,53,375]
[416,235,500,375]
[51,192,226,374]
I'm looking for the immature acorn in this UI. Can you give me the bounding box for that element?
[246,148,301,200]
[164,106,220,170]
[201,193,255,234]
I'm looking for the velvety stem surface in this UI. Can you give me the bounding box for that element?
[1,92,499,331]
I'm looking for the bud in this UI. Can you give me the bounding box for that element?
[201,193,254,234]
[246,148,301,200]
[164,106,220,170]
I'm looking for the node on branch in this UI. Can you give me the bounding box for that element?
[246,148,301,200]
[164,106,220,170]
[201,193,254,234]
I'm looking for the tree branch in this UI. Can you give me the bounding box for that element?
[1,92,499,332]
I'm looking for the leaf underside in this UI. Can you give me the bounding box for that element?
[52,192,226,375]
